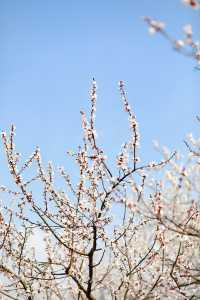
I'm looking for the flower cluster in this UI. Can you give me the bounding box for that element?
[0,79,199,299]
[144,1,200,69]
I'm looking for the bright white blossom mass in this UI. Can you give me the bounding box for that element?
[0,77,199,299]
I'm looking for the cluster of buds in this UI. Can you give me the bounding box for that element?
[116,143,129,171]
[80,80,98,148]
[143,16,165,35]
[118,81,140,169]
[182,0,200,9]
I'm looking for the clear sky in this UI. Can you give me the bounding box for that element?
[0,0,199,180]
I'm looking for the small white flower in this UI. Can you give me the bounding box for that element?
[151,20,165,30]
[148,161,156,168]
[153,140,159,149]
[175,39,185,48]
[110,177,118,184]
[148,26,156,35]
[186,132,195,144]
[183,24,193,36]
[195,50,200,61]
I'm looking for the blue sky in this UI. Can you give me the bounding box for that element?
[0,0,199,179]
